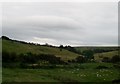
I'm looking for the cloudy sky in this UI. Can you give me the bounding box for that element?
[2,2,118,46]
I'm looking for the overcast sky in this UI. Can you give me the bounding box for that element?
[2,2,118,46]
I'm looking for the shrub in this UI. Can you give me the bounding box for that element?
[112,79,120,84]
[102,57,111,63]
[113,64,120,69]
[75,56,86,63]
[96,65,109,69]
[111,55,120,63]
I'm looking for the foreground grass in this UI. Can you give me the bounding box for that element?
[2,63,120,83]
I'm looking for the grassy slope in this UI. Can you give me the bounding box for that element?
[2,39,79,61]
[94,51,119,61]
[75,47,119,61]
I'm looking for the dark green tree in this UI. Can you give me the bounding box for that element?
[82,50,94,59]
[59,45,63,51]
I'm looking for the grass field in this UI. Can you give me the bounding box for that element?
[2,63,120,83]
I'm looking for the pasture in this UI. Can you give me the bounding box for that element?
[2,63,120,83]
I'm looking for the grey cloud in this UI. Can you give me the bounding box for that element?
[2,2,118,46]
[18,16,83,31]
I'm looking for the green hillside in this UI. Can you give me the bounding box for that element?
[1,37,119,62]
[94,51,119,62]
[75,47,118,53]
[2,39,79,61]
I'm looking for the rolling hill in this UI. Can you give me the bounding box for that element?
[1,37,79,61]
[75,47,118,53]
[1,36,119,62]
[94,50,119,62]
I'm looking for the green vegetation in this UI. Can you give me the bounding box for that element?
[0,38,1,51]
[94,51,118,60]
[75,47,118,53]
[94,51,119,62]
[2,39,79,61]
[1,36,120,83]
[2,63,120,83]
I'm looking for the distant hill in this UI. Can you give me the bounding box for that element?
[75,47,118,53]
[1,36,79,61]
[74,46,119,62]
[94,50,119,62]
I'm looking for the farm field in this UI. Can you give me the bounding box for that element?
[2,63,120,83]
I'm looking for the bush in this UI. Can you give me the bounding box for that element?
[75,56,86,63]
[113,64,120,69]
[2,51,66,68]
[102,57,111,63]
[2,51,17,63]
[112,79,120,84]
[111,55,120,63]
[96,65,109,69]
